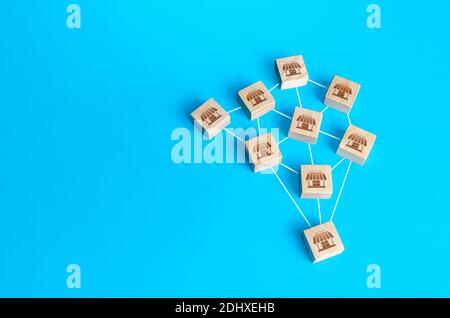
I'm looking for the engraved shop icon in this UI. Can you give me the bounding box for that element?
[346,133,368,153]
[305,172,327,188]
[332,83,352,100]
[200,107,222,126]
[313,230,336,252]
[253,141,273,160]
[246,89,267,107]
[282,61,303,77]
[296,114,316,132]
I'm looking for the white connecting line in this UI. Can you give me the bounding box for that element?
[272,109,292,120]
[320,130,340,141]
[308,79,328,89]
[268,83,279,92]
[331,158,346,171]
[330,160,352,222]
[347,113,352,125]
[317,199,322,224]
[271,167,311,228]
[320,106,329,113]
[257,117,261,135]
[307,144,314,165]
[224,128,244,142]
[295,87,303,108]
[227,106,241,114]
[280,162,298,174]
[278,136,289,145]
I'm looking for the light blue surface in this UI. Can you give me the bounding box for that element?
[0,1,449,297]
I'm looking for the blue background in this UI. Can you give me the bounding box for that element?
[1,0,449,297]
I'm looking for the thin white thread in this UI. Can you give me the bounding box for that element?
[320,106,329,113]
[317,199,322,224]
[227,106,241,114]
[280,163,298,174]
[278,136,289,145]
[269,83,279,92]
[347,113,352,125]
[271,167,311,228]
[257,117,261,136]
[308,79,327,89]
[330,161,352,222]
[273,109,292,120]
[296,87,303,108]
[319,130,340,140]
[224,128,244,142]
[308,143,314,165]
[331,158,346,171]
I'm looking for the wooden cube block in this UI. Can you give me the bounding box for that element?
[275,55,309,90]
[288,107,323,144]
[303,221,344,263]
[245,133,282,173]
[300,165,333,199]
[324,75,361,113]
[337,125,376,165]
[238,81,275,120]
[191,98,230,140]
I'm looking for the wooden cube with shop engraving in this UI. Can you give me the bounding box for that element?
[300,165,333,199]
[324,75,361,113]
[336,125,376,165]
[288,107,322,144]
[191,98,230,140]
[238,81,275,120]
[303,221,344,263]
[275,55,309,90]
[245,133,282,173]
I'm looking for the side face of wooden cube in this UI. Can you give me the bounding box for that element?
[300,165,333,199]
[191,98,230,139]
[337,125,376,165]
[303,221,344,263]
[245,133,282,173]
[324,75,361,113]
[276,55,309,90]
[288,107,322,144]
[238,81,275,120]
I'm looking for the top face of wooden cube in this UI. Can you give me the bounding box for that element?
[325,75,361,111]
[289,107,323,142]
[245,133,281,166]
[191,98,230,132]
[275,55,309,89]
[300,165,333,199]
[303,221,344,263]
[338,125,376,164]
[238,81,275,117]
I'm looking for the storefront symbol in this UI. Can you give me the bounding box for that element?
[332,83,352,100]
[200,107,222,126]
[247,89,267,107]
[313,230,336,252]
[346,133,367,152]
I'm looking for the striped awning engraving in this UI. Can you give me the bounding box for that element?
[253,142,272,153]
[200,107,218,121]
[305,172,327,181]
[246,89,266,101]
[347,133,367,146]
[282,62,302,71]
[334,83,352,94]
[297,115,316,125]
[313,230,334,244]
